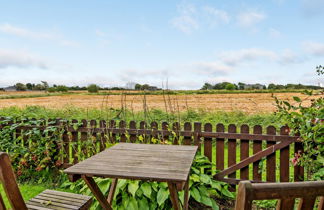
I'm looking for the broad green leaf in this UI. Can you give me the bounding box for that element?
[199,174,211,184]
[127,197,138,210]
[211,180,222,191]
[140,182,152,198]
[190,174,200,182]
[211,199,220,210]
[221,188,234,198]
[198,185,209,197]
[201,195,212,207]
[138,197,149,210]
[128,181,139,197]
[190,187,201,202]
[157,188,169,206]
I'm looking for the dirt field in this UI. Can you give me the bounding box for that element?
[0,92,320,114]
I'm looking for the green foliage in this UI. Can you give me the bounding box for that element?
[0,117,65,182]
[88,84,100,93]
[225,83,236,90]
[62,154,233,209]
[15,83,27,91]
[274,67,324,180]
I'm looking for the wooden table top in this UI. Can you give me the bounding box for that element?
[64,143,198,182]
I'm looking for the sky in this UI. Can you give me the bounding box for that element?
[0,0,324,89]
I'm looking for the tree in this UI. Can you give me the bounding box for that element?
[15,83,27,91]
[141,84,150,90]
[238,82,246,90]
[225,83,236,90]
[56,85,69,92]
[41,81,49,90]
[135,84,142,90]
[201,83,213,90]
[26,83,33,90]
[87,84,99,93]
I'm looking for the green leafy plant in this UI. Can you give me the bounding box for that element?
[274,66,324,180]
[62,154,234,209]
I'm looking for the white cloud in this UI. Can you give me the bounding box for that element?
[268,28,281,38]
[194,62,233,75]
[0,23,79,47]
[237,11,266,28]
[278,50,304,64]
[0,49,48,69]
[171,3,199,34]
[303,41,324,56]
[218,48,276,66]
[203,6,230,26]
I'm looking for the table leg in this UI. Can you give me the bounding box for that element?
[107,178,118,204]
[168,182,181,210]
[82,175,113,210]
[183,178,189,210]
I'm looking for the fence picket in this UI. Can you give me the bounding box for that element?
[204,123,212,162]
[172,122,180,145]
[253,125,262,181]
[119,120,126,142]
[216,123,225,171]
[194,122,202,147]
[240,125,249,180]
[99,120,107,151]
[162,122,169,143]
[129,121,136,143]
[266,126,276,182]
[183,122,192,145]
[280,126,290,182]
[71,119,78,164]
[228,124,237,180]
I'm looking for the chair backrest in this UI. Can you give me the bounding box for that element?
[235,180,324,210]
[0,152,27,210]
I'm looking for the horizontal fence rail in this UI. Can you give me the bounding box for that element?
[0,118,304,185]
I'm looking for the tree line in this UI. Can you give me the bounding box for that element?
[201,82,322,90]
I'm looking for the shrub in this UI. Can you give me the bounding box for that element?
[88,84,99,93]
[225,83,236,90]
[56,85,69,92]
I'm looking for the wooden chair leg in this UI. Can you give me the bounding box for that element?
[107,178,118,204]
[318,196,324,210]
[82,175,112,210]
[168,182,180,210]
[183,178,189,210]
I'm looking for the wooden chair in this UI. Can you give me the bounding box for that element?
[235,180,324,210]
[0,152,92,210]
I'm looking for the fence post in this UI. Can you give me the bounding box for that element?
[71,119,79,164]
[228,124,237,185]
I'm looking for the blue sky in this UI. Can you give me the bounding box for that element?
[0,0,324,89]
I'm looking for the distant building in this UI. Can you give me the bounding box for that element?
[125,82,136,90]
[3,86,17,91]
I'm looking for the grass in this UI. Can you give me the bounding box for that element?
[0,183,47,207]
[0,106,283,128]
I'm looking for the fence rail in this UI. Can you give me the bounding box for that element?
[0,118,304,185]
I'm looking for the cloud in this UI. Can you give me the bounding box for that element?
[277,50,304,64]
[193,62,233,75]
[218,48,276,66]
[171,3,199,34]
[203,6,230,26]
[303,41,324,56]
[0,49,48,69]
[268,28,281,38]
[237,11,266,28]
[0,23,79,47]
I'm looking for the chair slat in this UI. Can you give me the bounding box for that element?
[297,197,316,210]
[277,198,295,210]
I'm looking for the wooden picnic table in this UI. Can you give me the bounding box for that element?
[64,143,198,210]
